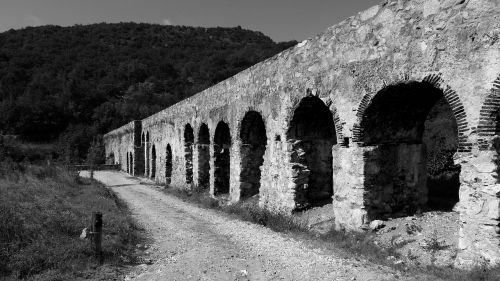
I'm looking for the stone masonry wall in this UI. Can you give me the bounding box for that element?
[104,121,135,173]
[104,0,500,266]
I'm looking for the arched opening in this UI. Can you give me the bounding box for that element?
[151,144,156,179]
[198,124,210,189]
[165,144,173,184]
[184,124,194,184]
[478,89,500,182]
[239,111,267,199]
[137,132,145,176]
[214,121,231,196]
[131,152,134,175]
[106,153,115,165]
[129,152,134,174]
[360,81,460,219]
[287,96,337,210]
[145,132,150,177]
[126,152,130,173]
[423,98,460,210]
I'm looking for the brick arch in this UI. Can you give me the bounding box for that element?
[285,93,340,210]
[352,73,471,152]
[331,107,344,145]
[286,93,345,146]
[321,97,346,147]
[477,74,500,150]
[352,72,413,138]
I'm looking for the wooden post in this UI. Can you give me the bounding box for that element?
[90,212,103,264]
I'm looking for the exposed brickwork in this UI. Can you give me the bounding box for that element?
[330,106,346,147]
[352,94,373,143]
[103,0,500,267]
[423,74,471,152]
[353,74,471,152]
[478,75,500,150]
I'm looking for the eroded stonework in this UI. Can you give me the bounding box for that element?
[104,0,500,267]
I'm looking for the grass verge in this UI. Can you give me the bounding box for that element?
[0,162,146,280]
[161,185,500,281]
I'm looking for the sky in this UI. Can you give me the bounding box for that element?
[0,0,382,42]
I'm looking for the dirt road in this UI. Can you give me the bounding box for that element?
[83,171,425,281]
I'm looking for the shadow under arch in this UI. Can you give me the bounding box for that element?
[239,111,267,200]
[145,132,150,177]
[198,124,210,189]
[286,95,337,210]
[126,151,130,173]
[184,124,194,184]
[165,144,173,185]
[358,80,461,219]
[214,121,231,196]
[151,144,156,179]
[129,152,133,174]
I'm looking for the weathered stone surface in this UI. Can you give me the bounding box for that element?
[370,220,386,231]
[104,120,143,176]
[104,0,500,266]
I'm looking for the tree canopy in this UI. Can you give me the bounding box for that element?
[0,23,296,160]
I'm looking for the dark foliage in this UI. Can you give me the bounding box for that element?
[0,23,296,160]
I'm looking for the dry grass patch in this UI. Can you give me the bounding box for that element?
[0,162,146,280]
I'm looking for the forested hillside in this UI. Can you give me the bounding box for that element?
[0,23,296,160]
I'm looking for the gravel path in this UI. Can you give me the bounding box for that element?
[83,171,429,281]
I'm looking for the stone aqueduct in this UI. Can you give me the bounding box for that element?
[104,0,500,266]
